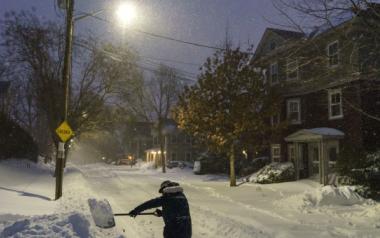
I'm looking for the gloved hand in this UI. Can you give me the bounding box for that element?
[155,209,162,217]
[129,209,138,218]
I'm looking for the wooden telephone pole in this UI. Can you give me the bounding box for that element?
[55,0,74,200]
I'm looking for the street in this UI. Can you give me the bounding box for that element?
[78,164,380,238]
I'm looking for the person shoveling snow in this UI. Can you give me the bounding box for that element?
[89,180,192,238]
[129,180,192,238]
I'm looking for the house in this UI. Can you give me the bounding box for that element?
[253,10,380,184]
[145,119,203,165]
[125,122,153,161]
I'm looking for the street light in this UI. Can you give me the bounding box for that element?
[116,2,138,26]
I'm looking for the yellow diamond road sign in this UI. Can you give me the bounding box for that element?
[56,121,74,142]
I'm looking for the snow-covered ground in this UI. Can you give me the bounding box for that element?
[0,159,380,238]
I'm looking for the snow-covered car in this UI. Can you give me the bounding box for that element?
[166,161,185,169]
[193,153,228,175]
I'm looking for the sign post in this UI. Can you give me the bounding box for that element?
[55,121,74,200]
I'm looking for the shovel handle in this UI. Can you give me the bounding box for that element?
[114,212,157,216]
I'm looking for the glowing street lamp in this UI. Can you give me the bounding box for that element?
[116,2,138,26]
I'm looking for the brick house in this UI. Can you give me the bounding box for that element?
[253,14,380,184]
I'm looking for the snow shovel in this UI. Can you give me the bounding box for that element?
[88,198,159,229]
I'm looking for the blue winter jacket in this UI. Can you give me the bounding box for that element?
[132,186,192,238]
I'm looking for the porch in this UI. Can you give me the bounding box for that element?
[285,128,344,185]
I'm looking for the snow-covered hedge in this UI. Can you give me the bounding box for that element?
[250,162,295,184]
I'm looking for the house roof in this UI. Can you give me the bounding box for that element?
[266,28,305,39]
[254,28,305,59]
[0,81,10,95]
[307,11,354,38]
[285,127,345,142]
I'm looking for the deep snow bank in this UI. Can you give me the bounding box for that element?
[275,185,371,210]
[0,160,124,238]
[1,213,91,238]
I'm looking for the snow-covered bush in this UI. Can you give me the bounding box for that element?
[354,185,373,199]
[238,157,270,176]
[250,162,295,184]
[336,149,380,198]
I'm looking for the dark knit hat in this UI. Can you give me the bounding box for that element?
[159,180,179,193]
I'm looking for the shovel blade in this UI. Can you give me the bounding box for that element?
[88,198,116,228]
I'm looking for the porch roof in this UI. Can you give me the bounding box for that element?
[145,148,161,153]
[285,127,344,142]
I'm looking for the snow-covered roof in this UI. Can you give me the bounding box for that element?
[145,148,161,153]
[306,128,345,136]
[285,127,344,142]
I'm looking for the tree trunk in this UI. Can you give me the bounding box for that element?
[158,118,166,173]
[229,144,236,187]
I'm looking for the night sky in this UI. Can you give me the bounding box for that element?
[0,0,288,78]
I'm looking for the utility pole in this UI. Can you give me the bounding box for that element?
[56,0,74,200]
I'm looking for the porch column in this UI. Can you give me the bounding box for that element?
[318,140,323,184]
[320,139,328,185]
[323,140,329,185]
[294,142,300,180]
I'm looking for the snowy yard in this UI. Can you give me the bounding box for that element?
[0,159,380,238]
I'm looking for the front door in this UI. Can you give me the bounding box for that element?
[310,144,320,177]
[299,143,309,178]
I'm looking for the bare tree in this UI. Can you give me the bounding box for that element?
[118,64,183,172]
[147,65,183,172]
[0,10,139,156]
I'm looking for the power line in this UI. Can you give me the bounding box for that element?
[139,54,201,67]
[74,41,197,82]
[77,11,227,51]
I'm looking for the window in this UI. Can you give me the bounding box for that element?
[287,99,301,124]
[171,152,177,160]
[271,113,280,126]
[328,89,343,119]
[288,144,295,163]
[327,41,339,67]
[185,135,192,144]
[271,144,281,162]
[329,147,338,162]
[270,63,279,85]
[153,136,158,145]
[270,42,276,51]
[286,59,298,80]
[170,135,177,144]
[185,152,192,161]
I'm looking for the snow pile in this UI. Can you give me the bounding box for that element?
[249,162,295,184]
[275,186,369,210]
[309,186,367,206]
[1,158,54,173]
[0,213,92,238]
[137,161,155,170]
